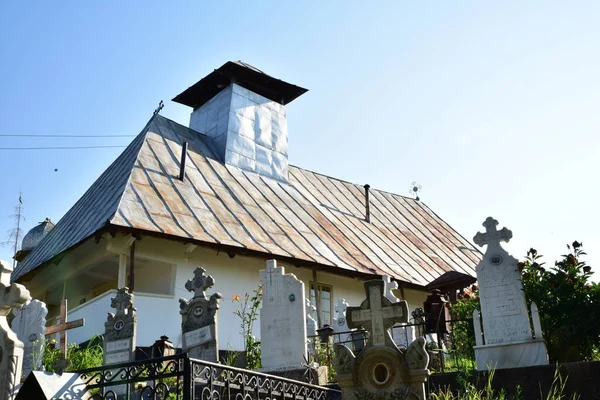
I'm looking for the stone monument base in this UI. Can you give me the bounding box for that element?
[474,339,548,371]
[261,365,329,385]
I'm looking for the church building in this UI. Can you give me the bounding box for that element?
[11,61,480,351]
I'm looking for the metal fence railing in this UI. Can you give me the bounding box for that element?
[77,353,342,400]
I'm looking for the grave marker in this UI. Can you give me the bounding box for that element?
[0,260,31,400]
[259,260,307,370]
[472,217,548,370]
[11,299,47,380]
[104,288,136,365]
[179,267,222,361]
[346,280,408,347]
[333,280,429,400]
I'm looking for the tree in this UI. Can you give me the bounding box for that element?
[1,191,24,268]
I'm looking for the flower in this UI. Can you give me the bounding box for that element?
[232,294,240,302]
[583,266,591,273]
[572,241,582,249]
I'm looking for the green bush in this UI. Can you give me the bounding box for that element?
[42,335,104,372]
[521,244,600,362]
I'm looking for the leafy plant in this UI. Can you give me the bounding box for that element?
[448,285,480,368]
[42,335,104,372]
[520,244,600,362]
[232,285,262,370]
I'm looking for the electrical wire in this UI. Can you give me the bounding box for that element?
[0,145,127,150]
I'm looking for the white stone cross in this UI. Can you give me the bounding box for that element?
[382,275,399,303]
[185,267,215,300]
[0,260,31,398]
[473,217,513,247]
[334,299,349,320]
[347,280,407,347]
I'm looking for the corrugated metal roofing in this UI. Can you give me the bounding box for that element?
[13,115,481,285]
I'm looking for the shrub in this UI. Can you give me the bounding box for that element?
[521,244,600,362]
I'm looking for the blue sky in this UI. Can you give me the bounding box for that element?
[1,2,599,276]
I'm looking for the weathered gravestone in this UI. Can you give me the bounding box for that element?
[472,217,548,370]
[334,280,429,400]
[259,260,307,370]
[306,299,317,337]
[11,299,47,380]
[0,260,31,400]
[383,276,415,349]
[104,288,136,365]
[179,267,222,362]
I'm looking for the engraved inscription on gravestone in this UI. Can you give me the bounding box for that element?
[473,218,531,345]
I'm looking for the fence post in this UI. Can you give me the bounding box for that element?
[183,354,192,400]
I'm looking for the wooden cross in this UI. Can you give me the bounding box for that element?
[473,217,513,248]
[346,280,407,347]
[185,267,215,300]
[45,299,85,374]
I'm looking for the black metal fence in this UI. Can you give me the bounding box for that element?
[77,354,341,400]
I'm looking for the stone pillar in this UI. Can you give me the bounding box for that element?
[179,267,222,362]
[0,261,31,400]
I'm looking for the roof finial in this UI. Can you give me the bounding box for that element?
[409,181,422,201]
[153,100,164,116]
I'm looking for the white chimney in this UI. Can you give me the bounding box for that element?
[173,61,307,183]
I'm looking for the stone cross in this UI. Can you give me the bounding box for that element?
[45,299,85,374]
[332,299,351,344]
[473,217,513,247]
[382,275,399,303]
[104,288,136,366]
[185,267,215,300]
[179,267,221,362]
[0,260,31,399]
[347,280,408,347]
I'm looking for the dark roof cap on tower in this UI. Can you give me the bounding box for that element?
[172,61,308,109]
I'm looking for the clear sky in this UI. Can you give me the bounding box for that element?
[1,2,599,277]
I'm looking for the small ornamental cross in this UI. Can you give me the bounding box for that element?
[473,217,513,248]
[110,287,136,317]
[334,299,349,317]
[346,280,408,347]
[185,267,215,300]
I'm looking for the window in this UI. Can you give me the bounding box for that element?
[309,282,333,326]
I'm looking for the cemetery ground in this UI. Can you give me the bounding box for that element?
[3,231,600,399]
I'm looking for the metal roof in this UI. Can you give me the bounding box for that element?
[13,115,481,285]
[172,61,308,109]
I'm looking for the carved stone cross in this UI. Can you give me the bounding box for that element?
[110,287,135,318]
[346,280,408,347]
[473,217,513,247]
[45,299,84,374]
[185,267,215,300]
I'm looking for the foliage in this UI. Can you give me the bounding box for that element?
[232,285,262,370]
[309,337,336,382]
[520,244,600,362]
[448,285,480,365]
[42,336,104,372]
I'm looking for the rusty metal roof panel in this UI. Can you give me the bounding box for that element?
[13,114,482,286]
